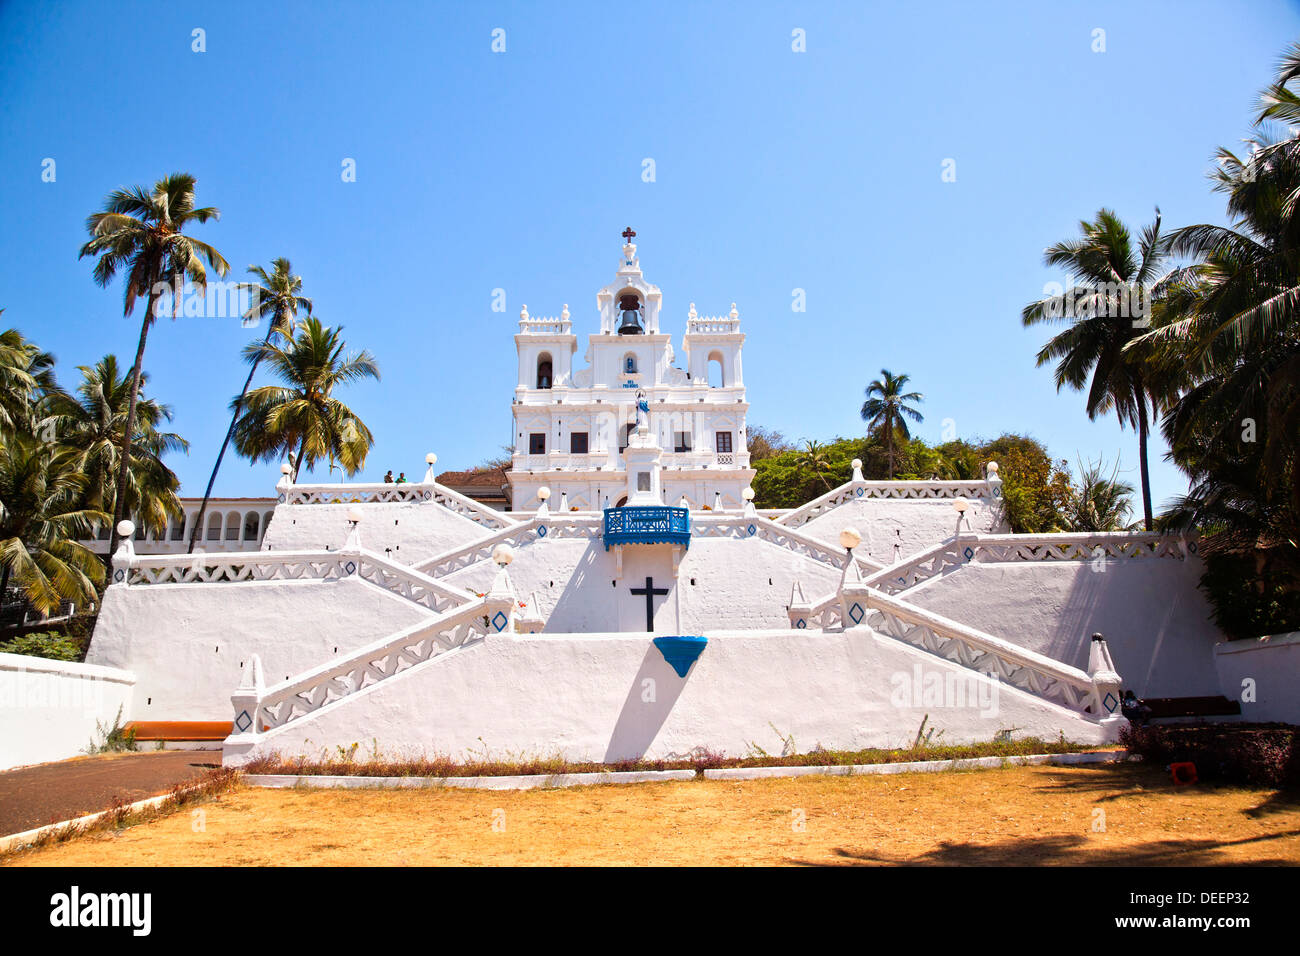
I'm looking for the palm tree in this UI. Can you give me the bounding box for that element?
[0,324,58,438]
[188,259,312,553]
[1066,458,1135,532]
[1022,209,1170,529]
[47,357,187,540]
[79,172,227,556]
[0,435,106,618]
[796,439,834,491]
[231,317,379,480]
[860,370,924,478]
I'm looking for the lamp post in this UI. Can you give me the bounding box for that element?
[742,485,756,516]
[424,452,438,484]
[537,485,551,516]
[952,496,970,535]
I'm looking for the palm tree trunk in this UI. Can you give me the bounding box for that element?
[886,411,896,479]
[293,433,308,481]
[107,291,157,559]
[1136,389,1154,531]
[187,323,276,553]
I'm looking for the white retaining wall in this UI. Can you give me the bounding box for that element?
[1214,632,1300,724]
[0,654,136,770]
[444,534,843,634]
[904,559,1223,697]
[86,578,429,722]
[229,626,1110,765]
[801,498,1005,562]
[261,500,488,565]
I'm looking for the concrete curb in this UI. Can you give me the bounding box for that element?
[243,768,698,791]
[0,782,207,855]
[701,750,1127,781]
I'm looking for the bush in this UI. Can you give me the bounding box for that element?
[1198,551,1300,640]
[0,630,84,661]
[1120,722,1300,790]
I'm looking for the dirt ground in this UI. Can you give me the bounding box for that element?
[8,763,1300,866]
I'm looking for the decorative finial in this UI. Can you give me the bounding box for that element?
[520,304,529,320]
[561,303,569,321]
[688,302,697,319]
[729,302,739,320]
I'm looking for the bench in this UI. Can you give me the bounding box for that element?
[1121,695,1241,725]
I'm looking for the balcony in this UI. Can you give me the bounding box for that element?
[603,506,690,551]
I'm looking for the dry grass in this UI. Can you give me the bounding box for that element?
[7,763,1300,866]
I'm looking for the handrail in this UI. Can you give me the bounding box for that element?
[279,480,517,530]
[410,518,545,577]
[860,586,1098,716]
[249,597,503,732]
[777,478,999,530]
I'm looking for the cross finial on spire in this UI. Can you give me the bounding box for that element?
[622,226,636,243]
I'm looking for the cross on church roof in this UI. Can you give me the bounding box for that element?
[622,226,636,243]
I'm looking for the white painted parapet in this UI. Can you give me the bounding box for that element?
[1214,631,1300,724]
[0,654,136,770]
[1087,633,1126,741]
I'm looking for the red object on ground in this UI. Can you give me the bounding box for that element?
[1170,761,1198,785]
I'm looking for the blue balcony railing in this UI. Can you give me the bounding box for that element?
[603,506,691,550]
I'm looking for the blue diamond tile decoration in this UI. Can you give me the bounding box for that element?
[855,487,864,497]
[747,524,757,536]
[849,602,864,625]
[114,569,124,583]
[538,524,548,538]
[1104,692,1119,714]
[963,547,974,561]
[235,710,252,733]
[1188,541,1198,554]
[795,618,807,629]
[423,490,432,500]
[897,576,906,586]
[345,561,357,575]
[491,610,508,632]
[993,488,1002,499]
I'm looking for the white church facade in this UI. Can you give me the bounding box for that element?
[9,231,1291,772]
[509,232,754,514]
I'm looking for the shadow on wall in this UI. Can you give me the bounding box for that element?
[547,544,619,632]
[1057,559,1212,695]
[603,646,689,762]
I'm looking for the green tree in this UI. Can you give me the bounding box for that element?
[796,439,834,491]
[231,317,380,480]
[1022,209,1170,530]
[188,258,312,553]
[78,172,227,556]
[1065,458,1135,532]
[860,370,924,478]
[0,436,105,617]
[47,356,186,540]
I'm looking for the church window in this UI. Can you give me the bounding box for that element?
[570,432,588,454]
[619,422,635,453]
[529,433,546,455]
[536,354,553,389]
[624,354,637,374]
[715,431,733,454]
[674,431,692,453]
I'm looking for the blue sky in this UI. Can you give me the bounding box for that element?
[2,0,1296,507]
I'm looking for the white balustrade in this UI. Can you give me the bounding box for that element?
[279,481,517,530]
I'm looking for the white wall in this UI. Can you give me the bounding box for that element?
[801,497,1004,562]
[86,578,430,722]
[1214,632,1300,723]
[231,626,1110,765]
[444,533,842,634]
[905,560,1224,697]
[261,501,488,565]
[0,654,135,770]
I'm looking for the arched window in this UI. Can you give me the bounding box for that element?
[206,512,222,541]
[708,350,725,388]
[619,422,636,452]
[243,512,261,541]
[170,516,185,541]
[624,353,638,374]
[224,512,240,541]
[536,352,553,389]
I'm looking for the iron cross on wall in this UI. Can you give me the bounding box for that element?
[630,576,669,632]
